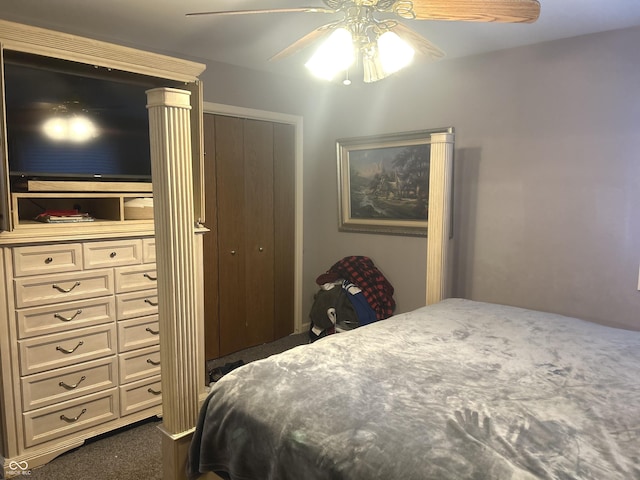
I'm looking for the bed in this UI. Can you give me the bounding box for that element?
[187,298,640,480]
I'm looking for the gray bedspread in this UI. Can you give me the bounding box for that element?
[188,299,640,479]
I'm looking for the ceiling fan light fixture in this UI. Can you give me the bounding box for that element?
[377,31,415,74]
[362,51,387,83]
[305,27,355,80]
[189,0,541,83]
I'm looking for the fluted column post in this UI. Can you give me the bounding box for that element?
[426,132,455,305]
[146,88,203,480]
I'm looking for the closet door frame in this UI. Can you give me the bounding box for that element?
[203,102,304,334]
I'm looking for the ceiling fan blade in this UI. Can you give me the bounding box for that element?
[186,7,335,17]
[411,0,540,23]
[269,25,334,61]
[389,23,445,60]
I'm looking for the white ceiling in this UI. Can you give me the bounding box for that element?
[1,0,640,79]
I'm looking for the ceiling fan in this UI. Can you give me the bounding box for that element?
[187,0,541,83]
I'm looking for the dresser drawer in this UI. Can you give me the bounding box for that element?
[142,237,156,264]
[23,388,119,448]
[117,315,160,352]
[19,323,117,376]
[116,289,158,320]
[13,243,83,277]
[83,239,143,269]
[16,297,116,339]
[14,269,114,308]
[21,356,118,411]
[119,345,161,384]
[115,264,158,294]
[119,375,162,417]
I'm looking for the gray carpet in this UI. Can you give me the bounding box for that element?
[27,417,164,480]
[206,332,310,377]
[30,332,309,479]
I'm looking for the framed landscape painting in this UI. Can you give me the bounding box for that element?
[337,128,453,236]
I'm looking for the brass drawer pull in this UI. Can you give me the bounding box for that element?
[144,299,158,307]
[54,309,83,322]
[60,408,87,423]
[52,281,81,293]
[59,375,86,390]
[146,358,160,366]
[145,327,160,335]
[143,273,157,281]
[45,257,53,264]
[56,341,84,354]
[147,387,162,395]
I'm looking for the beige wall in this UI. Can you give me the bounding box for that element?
[200,26,640,330]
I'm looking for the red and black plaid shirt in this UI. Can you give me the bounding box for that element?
[316,256,395,320]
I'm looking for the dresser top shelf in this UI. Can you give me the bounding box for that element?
[19,180,153,194]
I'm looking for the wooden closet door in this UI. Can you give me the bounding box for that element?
[203,113,295,360]
[243,119,275,347]
[214,115,248,356]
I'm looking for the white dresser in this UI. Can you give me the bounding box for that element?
[1,235,163,468]
[0,18,208,477]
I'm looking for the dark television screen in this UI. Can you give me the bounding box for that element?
[4,57,153,182]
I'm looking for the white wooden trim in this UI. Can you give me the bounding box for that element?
[147,88,204,480]
[147,87,203,432]
[202,102,304,334]
[426,132,455,304]
[0,19,205,82]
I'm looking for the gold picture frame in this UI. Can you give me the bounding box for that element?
[337,127,453,236]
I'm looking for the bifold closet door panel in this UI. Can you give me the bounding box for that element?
[214,115,248,356]
[243,119,275,347]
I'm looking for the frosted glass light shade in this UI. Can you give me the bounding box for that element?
[363,52,388,83]
[377,31,414,74]
[305,28,355,80]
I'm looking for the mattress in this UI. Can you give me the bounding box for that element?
[188,298,640,479]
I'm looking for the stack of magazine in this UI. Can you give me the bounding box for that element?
[35,210,95,223]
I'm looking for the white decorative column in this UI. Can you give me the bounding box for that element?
[146,88,204,480]
[426,131,455,305]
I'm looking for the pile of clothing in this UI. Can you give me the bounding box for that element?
[309,256,395,341]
